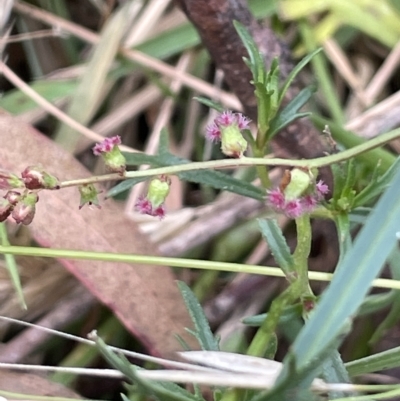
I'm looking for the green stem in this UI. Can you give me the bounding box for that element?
[247,285,298,357]
[253,147,271,188]
[0,245,398,290]
[293,215,313,294]
[59,124,400,188]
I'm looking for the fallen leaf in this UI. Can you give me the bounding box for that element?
[0,370,80,397]
[0,112,196,358]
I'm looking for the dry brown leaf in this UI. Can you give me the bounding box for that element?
[0,113,196,358]
[0,370,80,397]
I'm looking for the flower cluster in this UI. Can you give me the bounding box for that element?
[267,169,329,218]
[93,136,126,175]
[205,111,251,158]
[0,191,39,225]
[135,175,171,219]
[0,166,60,225]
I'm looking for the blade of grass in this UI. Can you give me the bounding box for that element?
[54,1,142,150]
[0,223,26,309]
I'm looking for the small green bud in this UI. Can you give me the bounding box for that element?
[79,184,101,209]
[147,176,170,208]
[283,168,312,201]
[102,146,126,175]
[220,125,248,158]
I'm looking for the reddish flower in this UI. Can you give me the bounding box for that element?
[135,176,170,219]
[92,136,126,175]
[21,165,59,190]
[267,175,329,219]
[205,110,251,158]
[92,136,122,156]
[205,123,221,142]
[11,192,39,225]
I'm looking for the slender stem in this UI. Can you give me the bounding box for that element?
[253,147,271,188]
[0,245,399,289]
[246,285,297,357]
[293,215,313,294]
[59,124,400,188]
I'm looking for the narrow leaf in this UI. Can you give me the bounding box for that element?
[346,346,400,376]
[278,48,322,105]
[258,219,294,277]
[269,86,315,138]
[193,97,224,113]
[178,281,219,351]
[233,21,264,80]
[0,223,26,309]
[107,177,148,198]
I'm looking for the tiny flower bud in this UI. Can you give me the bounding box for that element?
[147,176,170,208]
[204,111,250,158]
[12,192,39,225]
[0,169,24,190]
[135,175,171,219]
[93,136,126,175]
[0,198,14,222]
[21,165,60,190]
[5,190,21,205]
[220,124,248,158]
[282,168,312,201]
[78,184,101,209]
[267,170,329,218]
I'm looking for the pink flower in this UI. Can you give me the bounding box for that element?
[92,136,126,175]
[237,114,251,130]
[267,188,286,210]
[302,194,318,212]
[92,136,121,156]
[134,176,170,219]
[135,197,166,219]
[215,110,237,126]
[205,123,221,142]
[316,180,329,199]
[267,179,329,219]
[285,199,303,218]
[205,110,251,158]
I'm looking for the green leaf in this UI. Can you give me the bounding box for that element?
[177,281,219,351]
[278,48,322,105]
[346,346,400,376]
[107,177,148,198]
[94,334,200,401]
[268,85,315,138]
[233,21,265,82]
[291,161,400,369]
[123,152,160,166]
[0,223,26,309]
[353,157,400,208]
[193,97,225,113]
[258,219,294,278]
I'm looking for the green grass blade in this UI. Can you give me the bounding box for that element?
[346,346,400,376]
[291,162,400,369]
[0,223,26,309]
